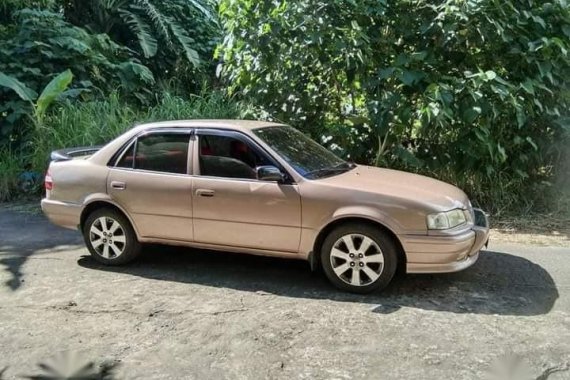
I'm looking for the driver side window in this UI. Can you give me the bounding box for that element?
[198,134,271,179]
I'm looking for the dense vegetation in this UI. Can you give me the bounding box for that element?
[1,0,569,216]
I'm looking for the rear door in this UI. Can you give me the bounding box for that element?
[107,130,194,241]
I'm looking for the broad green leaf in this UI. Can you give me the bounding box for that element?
[494,76,511,86]
[0,72,38,101]
[551,37,568,55]
[521,80,534,95]
[345,116,370,126]
[58,88,91,100]
[474,128,488,143]
[170,21,201,67]
[130,63,155,83]
[394,145,423,168]
[463,106,482,123]
[377,67,395,80]
[497,143,507,163]
[36,69,73,119]
[526,137,538,150]
[411,51,428,61]
[399,70,425,86]
[536,82,554,95]
[185,0,214,20]
[118,62,155,85]
[48,36,90,53]
[532,15,546,29]
[119,10,158,58]
[484,70,497,81]
[516,108,526,128]
[515,169,529,179]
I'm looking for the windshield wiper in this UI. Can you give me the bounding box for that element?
[305,162,355,179]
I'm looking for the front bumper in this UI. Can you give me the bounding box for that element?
[41,198,82,230]
[404,208,490,274]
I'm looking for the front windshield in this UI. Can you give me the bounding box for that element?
[254,125,354,179]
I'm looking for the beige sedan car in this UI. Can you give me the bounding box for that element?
[42,120,489,293]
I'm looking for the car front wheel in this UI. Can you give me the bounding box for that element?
[321,223,398,293]
[83,208,141,265]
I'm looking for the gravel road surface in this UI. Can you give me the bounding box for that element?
[1,208,569,379]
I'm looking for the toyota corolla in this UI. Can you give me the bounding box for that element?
[41,120,489,293]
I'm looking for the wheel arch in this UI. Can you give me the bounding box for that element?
[311,217,406,275]
[80,200,140,238]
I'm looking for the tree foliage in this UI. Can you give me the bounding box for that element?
[0,0,218,146]
[62,0,218,80]
[219,0,570,209]
[0,0,569,212]
[0,8,155,144]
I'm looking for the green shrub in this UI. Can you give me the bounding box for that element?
[219,0,570,215]
[0,8,155,147]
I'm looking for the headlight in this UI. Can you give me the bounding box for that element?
[426,209,467,230]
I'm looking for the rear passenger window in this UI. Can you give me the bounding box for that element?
[116,142,135,168]
[118,133,190,174]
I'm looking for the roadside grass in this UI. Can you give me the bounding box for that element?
[491,188,570,246]
[0,196,42,214]
[0,147,23,202]
[31,91,251,173]
[31,93,140,172]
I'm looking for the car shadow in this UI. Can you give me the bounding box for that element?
[77,244,559,316]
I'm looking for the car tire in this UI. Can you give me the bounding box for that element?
[83,208,141,265]
[320,223,398,293]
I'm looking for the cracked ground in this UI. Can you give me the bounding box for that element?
[1,207,569,379]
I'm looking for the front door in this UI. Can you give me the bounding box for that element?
[108,131,193,241]
[191,130,301,252]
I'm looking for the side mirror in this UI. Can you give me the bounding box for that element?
[256,165,285,183]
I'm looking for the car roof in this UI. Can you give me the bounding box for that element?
[134,119,286,132]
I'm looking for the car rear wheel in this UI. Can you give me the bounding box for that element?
[321,223,398,293]
[83,208,141,265]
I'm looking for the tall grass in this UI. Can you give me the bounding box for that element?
[0,91,252,201]
[31,93,138,171]
[31,91,252,173]
[148,91,255,121]
[0,148,24,202]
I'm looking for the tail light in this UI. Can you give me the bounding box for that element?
[45,170,53,191]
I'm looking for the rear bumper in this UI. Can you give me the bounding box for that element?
[404,209,490,274]
[41,198,82,230]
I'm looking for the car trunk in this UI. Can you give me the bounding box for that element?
[50,146,103,162]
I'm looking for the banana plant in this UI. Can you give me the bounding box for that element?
[0,69,73,125]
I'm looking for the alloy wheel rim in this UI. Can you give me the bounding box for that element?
[89,216,127,259]
[330,233,384,286]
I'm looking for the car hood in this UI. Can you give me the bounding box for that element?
[318,165,470,211]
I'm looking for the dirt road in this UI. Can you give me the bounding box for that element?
[1,208,569,379]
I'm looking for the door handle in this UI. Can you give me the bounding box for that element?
[111,181,126,190]
[196,189,215,197]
